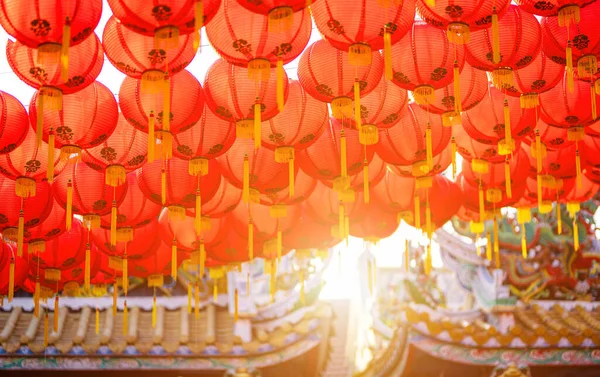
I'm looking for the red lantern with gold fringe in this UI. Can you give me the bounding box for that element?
[193,178,242,218]
[349,201,399,242]
[129,241,183,279]
[283,205,340,250]
[453,123,516,164]
[389,146,452,178]
[0,242,28,298]
[522,142,580,180]
[260,169,317,207]
[372,170,415,216]
[0,91,29,155]
[205,224,256,264]
[93,219,161,260]
[27,218,87,272]
[158,208,228,251]
[530,118,573,151]
[231,203,299,243]
[514,0,596,18]
[24,199,66,254]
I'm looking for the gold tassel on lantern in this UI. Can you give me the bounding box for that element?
[425,199,432,239]
[558,4,580,27]
[277,225,282,260]
[243,154,250,202]
[505,157,512,199]
[414,192,421,229]
[110,201,117,246]
[426,0,435,6]
[194,0,204,51]
[171,240,178,280]
[248,219,254,260]
[384,26,392,81]
[34,280,40,317]
[592,82,597,120]
[268,6,294,33]
[566,41,574,93]
[453,60,462,113]
[576,148,582,188]
[113,283,117,317]
[60,17,71,82]
[451,137,457,179]
[348,43,372,67]
[66,180,73,230]
[534,130,545,173]
[486,232,492,262]
[148,111,155,163]
[122,255,128,295]
[54,296,59,332]
[123,300,128,336]
[187,283,192,313]
[161,168,167,204]
[189,157,209,177]
[493,216,500,268]
[289,158,295,198]
[363,160,370,204]
[338,204,345,238]
[354,81,362,129]
[200,241,206,276]
[17,210,24,257]
[573,217,580,251]
[84,246,90,291]
[413,85,435,105]
[478,184,485,223]
[8,258,14,302]
[162,73,171,132]
[254,103,261,150]
[276,59,285,112]
[500,99,513,155]
[340,130,347,177]
[275,147,295,197]
[95,307,99,335]
[521,228,527,258]
[44,312,49,347]
[557,203,563,234]
[194,283,200,318]
[106,165,127,187]
[492,8,500,64]
[213,280,218,302]
[152,296,157,328]
[47,129,55,182]
[195,190,202,235]
[234,289,239,322]
[425,123,433,169]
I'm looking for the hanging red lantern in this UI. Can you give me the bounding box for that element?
[204,59,289,149]
[193,177,242,218]
[129,241,183,279]
[421,174,464,228]
[390,20,465,107]
[462,83,536,155]
[260,169,317,207]
[235,0,315,24]
[514,0,596,18]
[282,205,340,250]
[561,175,598,202]
[137,157,221,218]
[93,219,162,260]
[502,49,564,108]
[297,40,383,121]
[99,172,162,233]
[458,173,526,213]
[205,224,255,264]
[531,118,573,151]
[0,127,63,198]
[322,153,386,195]
[158,208,228,251]
[523,176,574,216]
[54,162,128,232]
[311,0,414,80]
[0,242,28,299]
[24,199,67,253]
[454,122,516,164]
[81,113,148,188]
[372,170,416,216]
[0,91,29,155]
[349,202,399,242]
[231,203,299,243]
[522,142,581,180]
[102,16,196,82]
[465,5,542,90]
[29,81,119,170]
[376,102,451,175]
[389,145,452,178]
[107,0,221,46]
[173,104,236,177]
[583,134,600,169]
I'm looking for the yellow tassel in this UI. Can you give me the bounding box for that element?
[54,296,59,332]
[354,81,362,129]
[34,281,40,317]
[200,241,206,276]
[123,300,128,336]
[213,281,218,302]
[254,103,261,150]
[194,190,202,235]
[384,28,392,81]
[492,8,500,65]
[246,219,254,260]
[276,59,284,112]
[557,203,562,234]
[505,157,512,199]
[113,283,117,317]
[8,258,14,302]
[95,308,99,335]
[187,283,192,313]
[171,240,178,279]
[451,137,457,179]
[338,204,345,237]
[289,158,295,198]
[503,100,512,145]
[66,180,73,230]
[122,255,128,295]
[453,61,462,113]
[426,0,435,6]
[110,201,117,246]
[243,155,250,202]
[161,168,167,204]
[194,283,200,318]
[486,231,492,261]
[576,149,582,188]
[234,289,239,322]
[535,131,543,173]
[493,216,500,268]
[592,83,597,121]
[573,217,579,251]
[17,210,24,257]
[277,226,282,260]
[425,123,433,169]
[363,160,369,204]
[44,312,49,347]
[537,174,543,209]
[478,184,485,223]
[163,74,171,132]
[60,17,71,82]
[424,245,432,276]
[558,4,580,27]
[521,227,527,258]
[414,192,421,229]
[47,129,55,182]
[152,296,157,328]
[148,111,155,163]
[566,42,574,93]
[520,93,540,108]
[84,246,90,291]
[194,0,204,51]
[413,85,435,105]
[345,216,350,242]
[340,130,347,177]
[189,157,209,177]
[425,200,432,239]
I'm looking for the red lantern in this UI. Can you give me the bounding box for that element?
[584,134,600,169]
[158,208,228,251]
[514,0,596,18]
[102,16,196,81]
[0,91,29,155]
[173,103,236,177]
[390,20,465,106]
[376,102,451,172]
[81,113,148,187]
[297,40,383,120]
[99,172,162,231]
[454,122,516,164]
[129,241,183,279]
[27,218,86,272]
[282,205,339,250]
[522,142,580,180]
[24,199,67,253]
[372,170,416,215]
[389,145,452,178]
[0,242,28,297]
[502,50,564,108]
[53,162,128,230]
[195,178,242,218]
[205,225,255,263]
[231,203,299,243]
[561,175,598,203]
[349,202,399,241]
[465,5,542,89]
[421,174,463,228]
[0,127,63,198]
[260,169,317,206]
[322,153,386,194]
[236,0,315,17]
[532,118,573,151]
[204,59,289,149]
[93,219,162,260]
[30,81,119,164]
[523,176,574,207]
[311,0,415,69]
[458,173,525,213]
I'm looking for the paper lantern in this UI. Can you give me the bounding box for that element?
[458,173,526,213]
[462,147,531,193]
[93,220,162,260]
[283,206,339,250]
[205,225,255,263]
[129,241,183,279]
[514,0,596,19]
[28,218,86,271]
[531,118,573,151]
[24,199,67,253]
[30,81,119,164]
[297,40,383,121]
[172,104,236,177]
[453,122,520,164]
[465,5,542,89]
[390,20,465,106]
[158,208,228,251]
[522,142,580,180]
[349,202,398,242]
[0,178,53,239]
[0,242,28,299]
[259,168,317,208]
[371,170,415,216]
[420,174,463,228]
[0,91,29,155]
[376,103,451,174]
[81,113,148,187]
[191,178,242,218]
[204,59,289,149]
[389,145,452,178]
[231,203,299,243]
